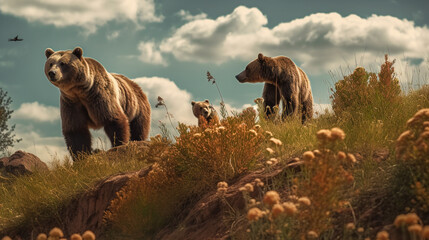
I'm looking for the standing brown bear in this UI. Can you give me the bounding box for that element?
[235,53,313,123]
[44,47,151,160]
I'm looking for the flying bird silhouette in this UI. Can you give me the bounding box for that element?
[8,35,23,42]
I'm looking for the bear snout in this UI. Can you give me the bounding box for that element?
[48,71,57,81]
[235,71,247,82]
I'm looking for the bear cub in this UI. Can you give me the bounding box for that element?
[191,100,220,126]
[45,47,151,160]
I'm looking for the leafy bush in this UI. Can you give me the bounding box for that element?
[332,54,401,118]
[104,108,273,238]
[173,108,266,189]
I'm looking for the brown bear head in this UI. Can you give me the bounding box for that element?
[191,99,213,120]
[44,47,86,91]
[235,53,270,83]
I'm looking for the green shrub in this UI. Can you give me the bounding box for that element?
[332,54,401,118]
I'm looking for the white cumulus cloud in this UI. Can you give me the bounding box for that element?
[138,41,167,66]
[107,31,120,40]
[0,0,163,34]
[177,9,208,21]
[159,6,268,64]
[144,6,429,73]
[10,124,69,164]
[13,101,60,123]
[133,77,195,135]
[0,48,21,68]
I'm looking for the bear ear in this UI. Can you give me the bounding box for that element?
[258,53,265,63]
[45,48,55,58]
[72,47,83,60]
[204,99,210,104]
[191,101,196,106]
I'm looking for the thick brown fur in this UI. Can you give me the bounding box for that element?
[44,47,151,159]
[235,53,313,123]
[191,99,220,126]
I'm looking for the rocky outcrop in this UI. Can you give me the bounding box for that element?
[60,166,153,238]
[0,150,48,175]
[3,165,153,240]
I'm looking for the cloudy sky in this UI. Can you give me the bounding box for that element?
[0,0,428,163]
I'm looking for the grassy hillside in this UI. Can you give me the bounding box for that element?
[2,56,429,239]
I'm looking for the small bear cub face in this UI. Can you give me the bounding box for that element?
[192,99,213,120]
[44,47,85,90]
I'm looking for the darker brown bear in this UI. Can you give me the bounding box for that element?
[44,47,151,160]
[235,53,313,123]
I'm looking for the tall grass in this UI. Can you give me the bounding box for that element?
[0,144,150,236]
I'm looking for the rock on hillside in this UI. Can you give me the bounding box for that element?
[0,150,48,175]
[60,166,153,238]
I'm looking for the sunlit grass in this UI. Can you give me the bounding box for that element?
[0,145,150,235]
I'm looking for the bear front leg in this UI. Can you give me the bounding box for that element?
[129,113,149,141]
[301,98,314,124]
[282,96,299,120]
[63,129,92,160]
[262,83,281,118]
[279,85,299,120]
[104,115,130,147]
[60,99,92,160]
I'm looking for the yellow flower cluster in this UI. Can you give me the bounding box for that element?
[298,197,311,206]
[302,151,315,161]
[395,109,429,213]
[246,190,311,224]
[240,183,255,193]
[396,109,429,160]
[376,230,389,240]
[217,181,228,194]
[239,178,266,193]
[375,212,429,240]
[247,207,264,221]
[394,213,421,227]
[394,212,429,238]
[263,191,280,206]
[266,148,275,155]
[1,228,96,240]
[255,178,264,187]
[269,137,283,146]
[316,127,346,143]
